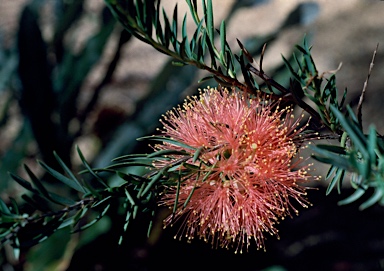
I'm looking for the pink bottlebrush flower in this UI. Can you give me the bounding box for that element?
[153,86,313,253]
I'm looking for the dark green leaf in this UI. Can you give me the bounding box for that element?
[0,198,12,216]
[367,125,377,165]
[73,204,110,233]
[117,172,149,185]
[124,189,136,206]
[54,152,87,193]
[330,105,368,159]
[137,136,196,150]
[9,172,39,194]
[147,149,189,158]
[359,187,383,210]
[326,168,345,195]
[198,75,214,83]
[192,146,204,163]
[77,146,109,188]
[105,161,153,170]
[205,0,214,44]
[338,187,366,206]
[313,144,346,155]
[23,164,51,199]
[219,20,226,64]
[173,168,182,215]
[186,0,200,25]
[38,161,87,194]
[48,192,76,206]
[140,171,163,198]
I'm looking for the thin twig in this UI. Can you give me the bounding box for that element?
[357,43,379,128]
[259,43,267,73]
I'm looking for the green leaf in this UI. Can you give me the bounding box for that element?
[91,196,112,208]
[186,0,200,25]
[198,75,214,83]
[139,171,163,198]
[9,172,39,194]
[117,172,149,185]
[338,187,366,206]
[124,189,136,206]
[181,13,188,39]
[105,161,153,170]
[359,187,383,210]
[111,154,148,163]
[0,198,12,216]
[48,192,76,206]
[21,194,50,212]
[219,20,226,64]
[183,180,196,209]
[8,198,19,215]
[173,168,182,215]
[311,145,351,171]
[147,149,188,158]
[330,105,368,159]
[326,167,345,195]
[204,0,214,45]
[192,147,204,163]
[171,4,178,39]
[137,136,196,150]
[73,204,110,233]
[172,61,187,66]
[38,161,87,194]
[367,125,377,165]
[77,146,109,188]
[326,165,337,180]
[15,165,76,206]
[313,144,347,155]
[54,152,87,193]
[162,8,171,48]
[23,164,51,199]
[205,34,217,69]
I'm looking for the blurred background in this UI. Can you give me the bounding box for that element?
[1,0,384,270]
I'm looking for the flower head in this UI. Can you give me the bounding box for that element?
[153,87,313,253]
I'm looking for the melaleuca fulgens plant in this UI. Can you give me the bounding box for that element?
[0,0,383,266]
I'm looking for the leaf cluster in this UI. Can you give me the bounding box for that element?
[283,38,347,133]
[105,0,340,129]
[0,137,209,257]
[105,0,251,90]
[312,106,384,210]
[104,0,384,212]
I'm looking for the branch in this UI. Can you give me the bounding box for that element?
[357,43,379,129]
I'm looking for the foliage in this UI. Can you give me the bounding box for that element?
[0,143,189,253]
[312,109,384,210]
[0,0,130,268]
[0,0,384,270]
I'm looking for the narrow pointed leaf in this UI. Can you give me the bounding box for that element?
[205,0,214,44]
[53,152,87,193]
[140,171,163,198]
[38,161,87,193]
[0,198,12,216]
[77,146,109,188]
[359,187,383,210]
[23,164,51,199]
[326,168,345,195]
[73,204,110,233]
[9,172,39,194]
[338,187,366,206]
[137,136,196,150]
[330,105,368,159]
